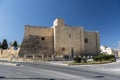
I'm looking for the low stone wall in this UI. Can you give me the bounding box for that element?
[0,47,20,59]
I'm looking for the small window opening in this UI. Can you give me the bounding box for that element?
[85,38,88,43]
[41,37,45,40]
[44,47,47,49]
[69,33,71,38]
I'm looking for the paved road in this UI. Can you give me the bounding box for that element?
[17,61,120,80]
[0,60,120,80]
[0,62,82,80]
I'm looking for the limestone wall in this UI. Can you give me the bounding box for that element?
[25,25,53,37]
[117,50,120,57]
[84,31,100,55]
[0,47,20,58]
[54,25,84,56]
[19,26,54,58]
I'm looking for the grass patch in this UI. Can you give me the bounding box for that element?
[68,60,113,65]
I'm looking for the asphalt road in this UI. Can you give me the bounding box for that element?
[18,62,120,80]
[0,62,81,80]
[0,60,120,80]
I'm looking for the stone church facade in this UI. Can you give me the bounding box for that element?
[19,18,100,59]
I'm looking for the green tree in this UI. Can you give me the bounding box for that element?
[2,39,8,50]
[13,41,18,47]
[13,41,18,50]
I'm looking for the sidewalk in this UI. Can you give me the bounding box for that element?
[43,61,70,66]
[0,62,17,66]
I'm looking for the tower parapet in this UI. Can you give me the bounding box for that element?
[53,18,65,26]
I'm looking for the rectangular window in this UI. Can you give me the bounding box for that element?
[41,37,45,40]
[85,38,88,43]
[69,33,71,38]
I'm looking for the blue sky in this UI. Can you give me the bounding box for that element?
[0,0,120,48]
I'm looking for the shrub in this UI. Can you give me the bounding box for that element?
[83,58,87,63]
[74,57,82,63]
[109,55,115,59]
[93,54,115,62]
[110,58,116,62]
[93,55,102,61]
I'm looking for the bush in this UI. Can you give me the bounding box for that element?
[74,57,88,63]
[110,58,116,62]
[74,57,82,63]
[93,56,98,61]
[83,58,87,63]
[93,54,115,62]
